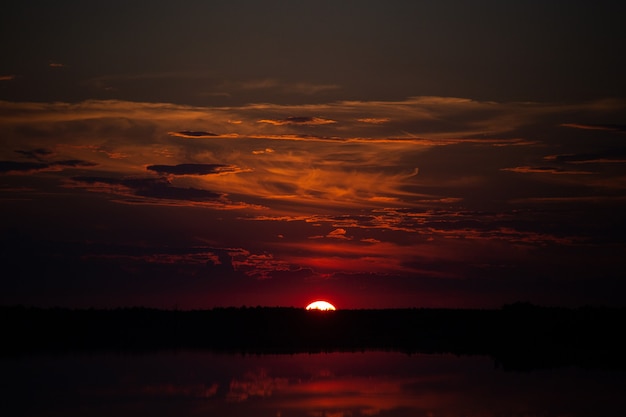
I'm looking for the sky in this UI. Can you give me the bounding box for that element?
[1,1,625,309]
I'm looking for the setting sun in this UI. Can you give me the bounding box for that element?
[305,301,337,311]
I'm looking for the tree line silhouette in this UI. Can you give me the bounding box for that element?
[2,303,625,371]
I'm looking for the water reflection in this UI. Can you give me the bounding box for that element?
[3,351,625,416]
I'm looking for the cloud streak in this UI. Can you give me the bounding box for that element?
[0,159,96,174]
[168,130,220,138]
[257,116,337,126]
[71,175,221,200]
[501,166,594,175]
[67,175,257,209]
[561,123,626,133]
[146,163,245,176]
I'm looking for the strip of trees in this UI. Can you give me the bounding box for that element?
[2,303,625,370]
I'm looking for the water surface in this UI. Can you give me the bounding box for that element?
[3,351,624,416]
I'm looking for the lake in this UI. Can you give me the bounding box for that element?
[3,350,625,416]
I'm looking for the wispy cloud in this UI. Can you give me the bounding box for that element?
[309,228,352,240]
[560,123,626,133]
[544,151,626,165]
[258,116,337,126]
[357,118,390,124]
[500,166,594,175]
[3,97,621,143]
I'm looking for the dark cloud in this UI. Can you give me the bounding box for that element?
[15,148,54,160]
[146,163,240,176]
[56,159,97,168]
[138,184,222,201]
[71,176,223,201]
[3,148,95,174]
[169,131,220,138]
[0,159,95,174]
[0,161,48,174]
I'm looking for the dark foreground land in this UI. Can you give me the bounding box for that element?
[2,303,626,371]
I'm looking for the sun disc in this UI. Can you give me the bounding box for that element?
[305,300,336,311]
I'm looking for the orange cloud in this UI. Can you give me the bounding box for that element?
[252,148,275,155]
[258,116,337,126]
[357,117,390,124]
[1,97,622,219]
[327,228,350,239]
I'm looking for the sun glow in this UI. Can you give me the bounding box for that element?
[305,300,337,311]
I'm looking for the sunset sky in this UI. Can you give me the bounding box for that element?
[1,1,625,309]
